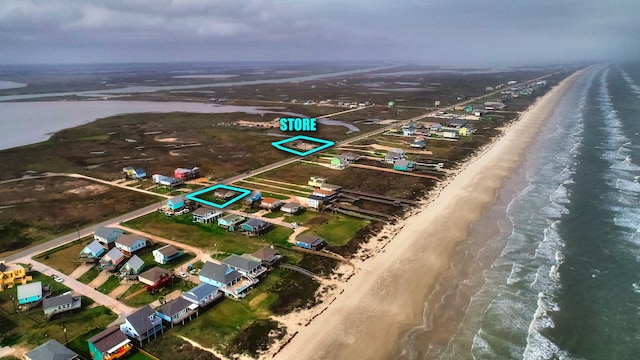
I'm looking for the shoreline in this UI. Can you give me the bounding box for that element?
[270,69,586,360]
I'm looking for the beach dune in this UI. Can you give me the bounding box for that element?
[273,70,585,360]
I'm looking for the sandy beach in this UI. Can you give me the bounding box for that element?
[272,69,585,360]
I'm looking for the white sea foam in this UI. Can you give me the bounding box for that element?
[619,68,640,98]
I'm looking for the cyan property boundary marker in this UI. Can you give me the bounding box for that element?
[186,184,251,209]
[271,135,335,156]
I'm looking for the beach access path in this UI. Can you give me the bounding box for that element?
[272,70,586,360]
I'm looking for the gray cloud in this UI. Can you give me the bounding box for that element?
[1,0,638,64]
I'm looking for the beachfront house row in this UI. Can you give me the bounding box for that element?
[99,248,125,271]
[120,255,145,277]
[251,247,282,266]
[114,234,148,256]
[166,195,185,211]
[152,244,183,264]
[120,305,164,346]
[260,197,282,210]
[217,213,246,231]
[24,340,79,360]
[17,281,43,305]
[199,261,254,299]
[192,206,223,223]
[240,218,272,235]
[93,227,125,249]
[295,234,326,250]
[156,296,199,327]
[182,283,222,308]
[0,262,32,291]
[222,254,267,279]
[138,266,172,291]
[43,293,81,318]
[87,325,133,360]
[80,240,105,259]
[280,202,303,214]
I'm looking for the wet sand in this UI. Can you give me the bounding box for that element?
[273,69,585,360]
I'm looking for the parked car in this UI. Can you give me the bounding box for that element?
[51,275,64,283]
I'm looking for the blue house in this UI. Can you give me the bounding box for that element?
[167,195,185,211]
[241,218,272,235]
[156,297,199,327]
[199,261,254,298]
[182,283,221,308]
[152,244,183,265]
[80,240,105,259]
[295,234,326,250]
[17,281,42,305]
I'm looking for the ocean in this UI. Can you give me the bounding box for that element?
[400,63,640,359]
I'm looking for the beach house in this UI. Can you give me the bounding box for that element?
[241,218,272,235]
[295,234,326,250]
[330,157,348,170]
[120,255,145,277]
[93,227,124,249]
[192,206,222,223]
[138,267,172,291]
[280,202,303,214]
[24,340,79,360]
[152,174,182,188]
[99,248,125,271]
[166,195,185,211]
[222,254,267,278]
[122,166,147,180]
[308,176,327,187]
[114,234,148,256]
[251,247,282,266]
[0,262,32,291]
[42,293,81,318]
[17,281,43,305]
[156,297,199,327]
[174,166,200,181]
[199,261,254,299]
[385,148,406,164]
[120,305,164,346]
[87,325,133,360]
[182,283,222,308]
[152,244,183,264]
[260,197,282,210]
[80,240,105,259]
[393,159,415,172]
[217,213,246,231]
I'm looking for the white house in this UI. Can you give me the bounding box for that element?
[114,234,148,256]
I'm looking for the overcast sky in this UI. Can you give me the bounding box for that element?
[1,0,639,65]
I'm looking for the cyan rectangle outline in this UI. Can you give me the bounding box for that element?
[186,184,251,209]
[271,135,335,156]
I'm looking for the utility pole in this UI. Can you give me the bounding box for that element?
[76,225,80,241]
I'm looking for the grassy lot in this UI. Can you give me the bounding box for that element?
[96,275,121,294]
[0,272,116,348]
[313,215,370,246]
[282,210,329,225]
[76,267,100,284]
[125,212,291,255]
[33,237,93,275]
[262,210,284,219]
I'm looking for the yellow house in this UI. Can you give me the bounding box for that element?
[0,262,32,291]
[308,176,327,187]
[458,127,468,136]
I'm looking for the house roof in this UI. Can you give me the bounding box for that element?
[394,159,413,168]
[243,218,270,230]
[449,118,468,125]
[320,183,341,191]
[134,168,146,175]
[155,244,180,257]
[83,240,104,255]
[17,281,42,300]
[158,296,193,317]
[123,255,145,271]
[200,261,241,285]
[125,305,157,335]
[103,248,125,262]
[138,266,170,283]
[183,283,218,303]
[116,234,147,248]
[222,254,260,272]
[280,202,302,211]
[341,152,359,160]
[296,234,325,246]
[220,213,245,222]
[88,325,130,353]
[192,206,219,216]
[168,195,185,203]
[24,339,79,360]
[252,247,280,261]
[94,227,124,241]
[261,197,280,205]
[43,293,73,309]
[313,189,336,196]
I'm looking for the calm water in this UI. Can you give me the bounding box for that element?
[400,63,640,359]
